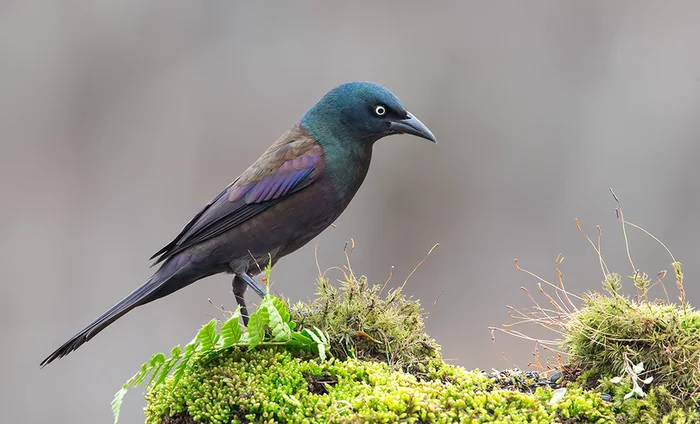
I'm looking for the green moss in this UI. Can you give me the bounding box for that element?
[565,291,700,403]
[289,276,439,374]
[146,347,616,423]
[590,377,700,423]
[142,265,700,423]
[142,268,617,422]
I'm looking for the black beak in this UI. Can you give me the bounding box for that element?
[389,111,437,143]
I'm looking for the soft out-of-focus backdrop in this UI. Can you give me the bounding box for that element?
[2,2,700,422]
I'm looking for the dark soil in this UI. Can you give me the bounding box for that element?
[304,371,337,395]
[162,413,197,424]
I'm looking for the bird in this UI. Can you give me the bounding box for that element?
[41,81,436,367]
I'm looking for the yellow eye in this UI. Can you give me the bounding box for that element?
[374,105,386,116]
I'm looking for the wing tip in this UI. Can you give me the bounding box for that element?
[149,243,175,265]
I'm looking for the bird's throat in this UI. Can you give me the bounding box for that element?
[299,118,374,202]
[322,141,373,201]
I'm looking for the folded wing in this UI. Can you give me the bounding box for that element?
[150,125,323,264]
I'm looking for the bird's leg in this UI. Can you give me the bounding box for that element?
[232,275,250,326]
[232,274,267,326]
[239,273,267,298]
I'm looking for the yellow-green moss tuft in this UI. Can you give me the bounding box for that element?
[290,276,439,374]
[565,291,700,403]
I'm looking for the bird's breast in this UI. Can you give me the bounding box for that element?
[214,170,353,274]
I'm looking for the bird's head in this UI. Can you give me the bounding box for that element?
[301,82,436,146]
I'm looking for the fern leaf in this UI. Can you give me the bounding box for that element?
[154,346,182,388]
[267,299,292,341]
[220,307,242,348]
[303,328,322,344]
[287,332,314,349]
[312,327,330,359]
[112,387,127,424]
[129,351,164,389]
[196,319,219,351]
[246,303,270,350]
[146,353,167,388]
[170,345,183,357]
[172,343,197,388]
[130,361,150,387]
[303,328,327,360]
[271,296,291,324]
[314,327,330,345]
[316,339,327,360]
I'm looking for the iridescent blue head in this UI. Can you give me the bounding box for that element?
[301,82,437,146]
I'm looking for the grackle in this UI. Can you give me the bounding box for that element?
[41,82,436,366]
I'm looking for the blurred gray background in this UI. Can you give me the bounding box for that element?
[2,2,700,422]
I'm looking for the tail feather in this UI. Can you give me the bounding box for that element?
[40,261,189,367]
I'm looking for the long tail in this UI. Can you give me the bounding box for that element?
[40,258,195,367]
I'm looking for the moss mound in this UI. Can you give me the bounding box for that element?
[289,276,439,374]
[140,255,700,423]
[145,347,614,423]
[566,291,700,404]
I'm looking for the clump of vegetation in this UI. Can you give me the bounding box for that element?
[289,253,440,374]
[493,193,700,421]
[566,291,700,403]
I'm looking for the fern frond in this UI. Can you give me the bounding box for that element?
[220,307,242,348]
[196,319,219,351]
[246,304,270,349]
[271,297,292,328]
[155,346,182,387]
[111,387,127,424]
[302,327,328,360]
[146,353,167,389]
[172,343,197,388]
[267,298,292,341]
[114,268,330,423]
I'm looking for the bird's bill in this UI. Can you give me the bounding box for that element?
[389,112,437,143]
